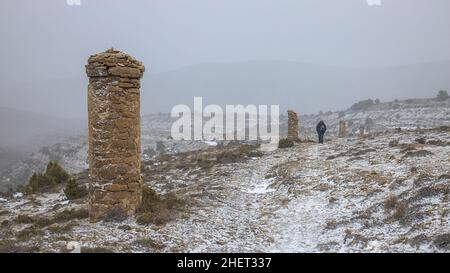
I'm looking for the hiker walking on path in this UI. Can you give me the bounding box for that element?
[316,120,327,144]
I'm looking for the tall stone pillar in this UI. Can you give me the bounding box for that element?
[86,48,145,221]
[287,110,300,141]
[338,120,347,138]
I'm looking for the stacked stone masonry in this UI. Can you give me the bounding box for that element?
[86,48,145,221]
[338,120,347,138]
[287,110,300,141]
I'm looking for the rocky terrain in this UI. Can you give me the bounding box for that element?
[0,126,449,253]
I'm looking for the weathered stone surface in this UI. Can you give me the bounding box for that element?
[338,120,347,138]
[86,48,145,222]
[287,110,300,141]
[109,66,143,79]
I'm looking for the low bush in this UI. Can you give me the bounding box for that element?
[24,161,70,194]
[384,194,398,210]
[278,138,294,149]
[64,179,88,200]
[136,186,186,226]
[54,208,89,223]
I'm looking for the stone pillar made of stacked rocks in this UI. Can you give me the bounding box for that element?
[358,124,365,139]
[287,110,300,141]
[338,120,347,138]
[86,48,145,221]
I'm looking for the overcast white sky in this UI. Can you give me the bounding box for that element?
[0,0,449,117]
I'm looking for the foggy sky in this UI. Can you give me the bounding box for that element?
[1,0,450,118]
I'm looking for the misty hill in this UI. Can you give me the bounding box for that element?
[0,147,23,172]
[144,60,450,114]
[0,107,86,153]
[2,60,450,117]
[296,98,450,138]
[1,96,449,193]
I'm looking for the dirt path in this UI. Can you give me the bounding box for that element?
[161,142,340,252]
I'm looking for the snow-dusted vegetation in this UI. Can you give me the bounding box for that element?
[0,124,448,252]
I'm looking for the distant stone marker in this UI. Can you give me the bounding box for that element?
[86,48,145,221]
[338,120,347,138]
[358,124,366,139]
[287,110,300,141]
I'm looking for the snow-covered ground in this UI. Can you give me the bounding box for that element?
[0,127,448,253]
[2,98,449,192]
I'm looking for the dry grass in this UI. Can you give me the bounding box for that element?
[384,194,399,210]
[278,138,294,149]
[81,247,115,253]
[389,140,399,147]
[15,214,35,224]
[392,202,408,222]
[63,178,88,200]
[136,186,187,226]
[433,234,450,250]
[134,237,166,250]
[53,208,89,223]
[402,150,434,159]
[103,206,128,223]
[47,223,74,234]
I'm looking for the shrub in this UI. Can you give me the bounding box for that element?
[45,161,70,184]
[64,178,88,200]
[278,138,294,149]
[24,161,70,194]
[139,187,161,213]
[15,214,35,224]
[215,144,261,164]
[47,224,74,234]
[136,186,186,226]
[384,194,398,210]
[349,99,374,111]
[54,208,89,223]
[134,237,166,250]
[81,247,115,253]
[436,90,449,101]
[103,206,128,223]
[402,150,434,159]
[136,210,171,226]
[24,173,57,194]
[415,137,426,145]
[433,234,450,250]
[389,140,399,147]
[392,202,408,222]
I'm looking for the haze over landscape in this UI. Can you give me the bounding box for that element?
[1,0,450,118]
[0,1,450,254]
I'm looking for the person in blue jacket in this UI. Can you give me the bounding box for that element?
[316,120,327,144]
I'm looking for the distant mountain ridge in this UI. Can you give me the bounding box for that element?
[0,107,86,152]
[1,60,450,117]
[143,60,450,114]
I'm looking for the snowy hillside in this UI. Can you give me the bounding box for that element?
[1,98,449,192]
[0,127,448,252]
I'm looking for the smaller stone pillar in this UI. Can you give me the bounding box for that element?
[358,124,365,139]
[338,120,347,138]
[287,110,300,141]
